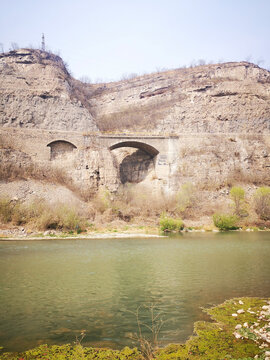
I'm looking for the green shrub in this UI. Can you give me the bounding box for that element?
[0,344,143,360]
[213,214,239,231]
[230,186,248,217]
[159,215,184,232]
[254,186,270,221]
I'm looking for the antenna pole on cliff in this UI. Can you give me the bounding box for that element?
[41,33,45,51]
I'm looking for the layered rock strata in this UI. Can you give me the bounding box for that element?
[0,49,269,198]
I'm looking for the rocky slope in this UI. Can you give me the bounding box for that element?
[0,49,98,131]
[90,62,270,133]
[0,49,270,224]
[1,49,269,134]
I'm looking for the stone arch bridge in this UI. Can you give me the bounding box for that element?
[96,134,179,181]
[43,133,179,182]
[2,128,179,184]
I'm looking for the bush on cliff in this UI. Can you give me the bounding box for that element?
[213,213,239,231]
[230,186,248,217]
[159,214,184,232]
[254,186,270,221]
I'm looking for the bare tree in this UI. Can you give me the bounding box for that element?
[0,43,4,53]
[121,72,138,81]
[198,59,206,65]
[256,58,264,67]
[10,42,19,50]
[128,304,164,360]
[245,55,252,62]
[41,33,45,51]
[79,76,92,84]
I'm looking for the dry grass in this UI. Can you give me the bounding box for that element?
[0,159,72,187]
[89,185,177,223]
[0,133,22,151]
[89,183,203,224]
[0,158,98,203]
[225,167,269,187]
[69,78,96,113]
[96,106,159,132]
[0,197,86,232]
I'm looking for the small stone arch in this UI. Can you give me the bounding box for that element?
[109,141,159,157]
[47,140,77,160]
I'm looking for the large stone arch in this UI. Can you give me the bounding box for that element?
[109,141,159,184]
[47,140,77,160]
[109,141,159,157]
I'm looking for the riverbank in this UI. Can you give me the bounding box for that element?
[1,185,269,240]
[1,297,269,359]
[1,227,270,241]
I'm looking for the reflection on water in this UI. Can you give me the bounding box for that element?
[0,232,269,352]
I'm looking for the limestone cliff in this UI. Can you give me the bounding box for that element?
[0,49,270,205]
[90,62,270,134]
[0,49,98,132]
[1,49,269,134]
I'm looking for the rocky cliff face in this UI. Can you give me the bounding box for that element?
[1,49,269,134]
[90,62,270,134]
[0,49,98,132]
[0,49,270,203]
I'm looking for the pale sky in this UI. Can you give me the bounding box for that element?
[1,0,270,82]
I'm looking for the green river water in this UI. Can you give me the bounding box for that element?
[0,232,269,352]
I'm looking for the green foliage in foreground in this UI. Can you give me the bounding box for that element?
[156,297,268,360]
[1,297,268,360]
[159,215,184,232]
[0,345,143,360]
[213,213,239,230]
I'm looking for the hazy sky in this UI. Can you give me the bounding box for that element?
[1,0,270,82]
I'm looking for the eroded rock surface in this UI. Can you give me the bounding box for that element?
[90,62,270,134]
[0,49,270,199]
[0,49,98,131]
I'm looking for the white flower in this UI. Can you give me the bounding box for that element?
[233,331,242,339]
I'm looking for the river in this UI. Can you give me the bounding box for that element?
[0,232,269,352]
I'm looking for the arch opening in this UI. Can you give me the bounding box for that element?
[47,140,77,160]
[109,141,159,184]
[109,141,159,157]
